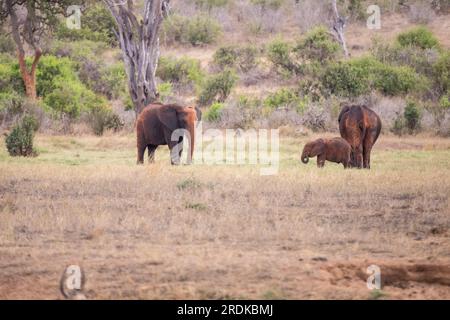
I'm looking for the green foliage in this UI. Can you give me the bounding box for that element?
[81,4,117,46]
[87,105,123,136]
[295,26,341,63]
[0,91,25,116]
[157,82,173,102]
[157,56,204,89]
[397,27,440,50]
[213,46,238,69]
[250,0,284,10]
[213,45,258,71]
[322,57,427,97]
[194,0,229,10]
[44,82,108,119]
[204,102,224,122]
[433,51,450,95]
[55,4,117,46]
[186,15,222,46]
[264,88,302,111]
[440,94,450,109]
[34,56,76,97]
[267,39,298,75]
[162,14,221,46]
[404,100,422,133]
[198,69,237,106]
[5,115,38,157]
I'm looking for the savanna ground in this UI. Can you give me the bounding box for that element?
[0,132,449,299]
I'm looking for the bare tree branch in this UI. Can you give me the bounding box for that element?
[331,0,349,57]
[103,0,170,115]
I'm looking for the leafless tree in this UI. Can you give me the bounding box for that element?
[103,0,170,115]
[331,0,349,57]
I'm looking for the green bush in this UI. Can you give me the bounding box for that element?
[322,57,427,97]
[195,0,229,10]
[186,15,221,46]
[204,102,224,122]
[44,80,108,119]
[213,46,239,69]
[157,56,204,89]
[55,4,116,46]
[267,39,299,75]
[397,27,440,50]
[213,45,258,71]
[5,115,38,157]
[0,91,25,117]
[81,4,117,46]
[433,51,450,95]
[34,56,76,97]
[162,14,221,46]
[264,88,301,110]
[87,105,123,136]
[440,94,450,109]
[250,0,284,10]
[404,100,422,133]
[198,69,237,106]
[295,26,341,63]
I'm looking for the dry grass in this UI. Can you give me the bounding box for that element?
[0,133,449,299]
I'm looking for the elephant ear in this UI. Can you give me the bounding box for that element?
[158,106,179,131]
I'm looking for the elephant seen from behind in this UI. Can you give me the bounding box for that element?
[338,105,382,169]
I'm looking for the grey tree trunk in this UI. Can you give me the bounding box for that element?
[331,0,349,57]
[103,0,170,115]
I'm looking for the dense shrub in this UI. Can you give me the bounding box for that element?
[213,45,258,71]
[397,27,440,50]
[0,91,25,119]
[322,57,427,97]
[404,100,422,133]
[371,38,439,77]
[5,115,38,157]
[204,102,224,122]
[264,88,304,112]
[162,14,221,46]
[55,4,117,46]
[294,26,341,63]
[195,0,229,10]
[433,51,450,95]
[87,105,123,136]
[44,83,108,119]
[198,69,237,105]
[81,4,117,46]
[157,56,204,89]
[440,94,450,109]
[79,61,127,99]
[267,39,299,75]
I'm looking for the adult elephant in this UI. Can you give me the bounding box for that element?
[136,103,202,165]
[338,105,382,169]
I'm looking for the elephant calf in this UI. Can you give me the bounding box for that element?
[301,137,351,168]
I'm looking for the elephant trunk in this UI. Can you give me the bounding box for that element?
[186,116,195,164]
[301,150,309,164]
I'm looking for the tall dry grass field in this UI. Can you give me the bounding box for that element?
[0,133,449,299]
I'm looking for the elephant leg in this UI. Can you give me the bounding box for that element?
[165,130,183,165]
[137,144,146,165]
[317,155,326,168]
[354,145,363,169]
[147,144,158,163]
[363,132,376,169]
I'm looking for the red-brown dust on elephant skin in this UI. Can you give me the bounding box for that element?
[136,103,197,164]
[301,137,351,168]
[338,105,382,169]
